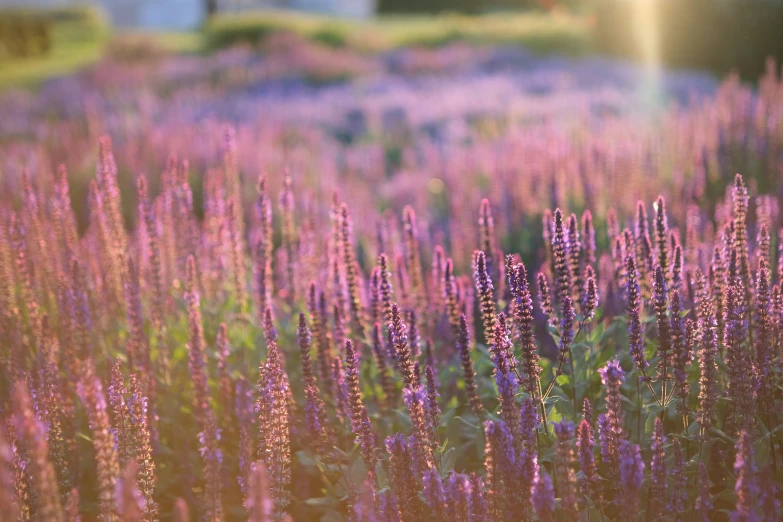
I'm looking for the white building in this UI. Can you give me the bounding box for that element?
[0,0,376,30]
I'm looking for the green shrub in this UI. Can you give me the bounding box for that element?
[0,14,52,59]
[311,26,349,48]
[204,20,278,49]
[0,5,108,89]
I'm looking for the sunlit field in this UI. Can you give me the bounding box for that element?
[1,7,783,522]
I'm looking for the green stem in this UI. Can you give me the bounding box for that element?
[640,368,662,406]
[567,346,577,421]
[637,378,642,444]
[538,379,549,437]
[542,324,585,401]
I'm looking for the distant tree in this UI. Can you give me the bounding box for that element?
[207,0,218,16]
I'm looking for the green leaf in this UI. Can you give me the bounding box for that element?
[588,322,606,343]
[547,405,563,424]
[374,462,389,489]
[439,406,457,426]
[349,457,368,485]
[305,497,336,507]
[441,447,457,474]
[297,450,317,469]
[452,415,480,431]
[713,488,736,504]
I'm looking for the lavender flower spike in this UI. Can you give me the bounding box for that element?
[532,469,555,522]
[732,429,759,522]
[618,441,644,521]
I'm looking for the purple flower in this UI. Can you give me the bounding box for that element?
[515,447,537,516]
[474,250,497,347]
[508,261,540,398]
[671,243,684,294]
[553,421,578,520]
[634,201,653,296]
[669,439,687,518]
[695,463,713,521]
[724,280,755,435]
[402,386,434,472]
[492,316,523,452]
[537,271,557,327]
[340,203,365,331]
[257,339,291,518]
[598,359,625,504]
[253,177,274,318]
[519,397,539,450]
[625,256,647,372]
[77,366,120,520]
[650,417,667,517]
[331,358,350,425]
[484,420,516,519]
[551,209,572,312]
[422,469,447,519]
[389,303,414,388]
[732,429,759,522]
[567,213,582,301]
[652,264,672,382]
[557,296,575,369]
[755,265,775,419]
[244,462,273,522]
[532,469,555,522]
[13,382,65,521]
[126,373,157,520]
[618,441,644,520]
[583,397,593,424]
[469,473,488,522]
[308,283,333,394]
[672,311,694,415]
[478,199,496,276]
[732,174,751,294]
[443,258,463,334]
[577,418,600,506]
[371,322,395,406]
[697,293,719,429]
[385,434,421,522]
[654,195,669,278]
[375,489,400,522]
[344,341,370,438]
[446,473,472,522]
[582,268,598,322]
[457,314,483,417]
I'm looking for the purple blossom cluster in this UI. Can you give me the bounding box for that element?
[0,44,782,522]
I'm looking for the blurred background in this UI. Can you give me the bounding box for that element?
[1,0,782,91]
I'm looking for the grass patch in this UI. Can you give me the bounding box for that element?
[204,9,592,55]
[0,6,109,90]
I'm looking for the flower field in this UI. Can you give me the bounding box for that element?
[1,38,783,521]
